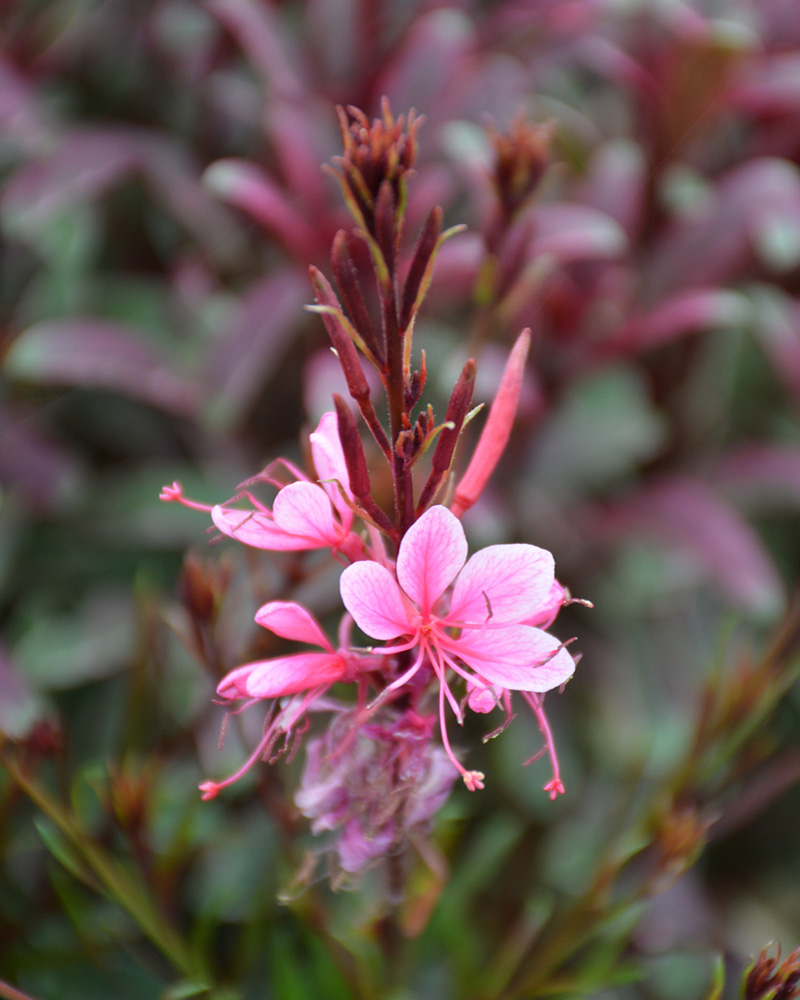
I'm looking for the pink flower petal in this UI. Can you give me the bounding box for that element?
[340,562,411,640]
[310,411,351,491]
[526,580,568,629]
[310,411,354,524]
[396,506,468,615]
[216,663,255,700]
[449,543,555,625]
[212,505,319,550]
[273,481,339,544]
[245,652,347,698]
[451,329,530,518]
[452,625,574,693]
[254,601,331,651]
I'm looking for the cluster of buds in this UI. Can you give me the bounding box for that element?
[162,103,585,873]
[744,945,800,1000]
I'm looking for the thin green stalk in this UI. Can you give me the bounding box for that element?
[493,599,800,998]
[1,753,208,984]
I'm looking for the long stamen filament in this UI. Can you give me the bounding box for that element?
[521,691,564,799]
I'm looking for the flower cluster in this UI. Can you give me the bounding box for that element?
[162,104,585,873]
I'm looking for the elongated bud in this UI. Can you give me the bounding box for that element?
[333,396,395,536]
[310,267,371,404]
[375,179,397,269]
[333,395,371,500]
[417,359,477,512]
[331,230,383,362]
[400,206,442,331]
[451,329,531,518]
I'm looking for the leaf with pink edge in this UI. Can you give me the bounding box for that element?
[340,562,411,640]
[449,543,555,625]
[5,319,197,416]
[202,270,308,428]
[600,478,785,617]
[396,506,468,615]
[272,481,339,545]
[244,653,347,698]
[453,625,575,693]
[255,602,332,651]
[528,203,627,262]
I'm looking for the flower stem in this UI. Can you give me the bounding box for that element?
[1,752,210,985]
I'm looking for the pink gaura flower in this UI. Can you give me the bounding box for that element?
[199,600,373,800]
[160,412,364,560]
[339,505,575,791]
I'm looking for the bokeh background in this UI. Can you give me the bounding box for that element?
[2,1,800,998]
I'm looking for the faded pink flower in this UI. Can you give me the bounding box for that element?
[199,600,372,800]
[160,411,364,560]
[339,505,575,790]
[296,709,456,878]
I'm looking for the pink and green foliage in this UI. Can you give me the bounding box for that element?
[2,2,800,999]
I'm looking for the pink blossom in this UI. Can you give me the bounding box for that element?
[339,505,575,790]
[160,412,364,560]
[199,600,371,800]
[526,579,569,629]
[296,709,456,877]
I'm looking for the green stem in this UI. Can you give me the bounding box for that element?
[494,599,800,998]
[1,753,208,984]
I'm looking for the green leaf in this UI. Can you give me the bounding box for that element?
[159,979,215,1000]
[530,366,667,498]
[703,954,726,1000]
[34,818,92,885]
[13,589,135,691]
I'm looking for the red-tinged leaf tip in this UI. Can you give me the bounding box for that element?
[451,329,531,517]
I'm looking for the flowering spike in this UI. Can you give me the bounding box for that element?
[451,328,531,518]
[490,117,553,221]
[329,101,422,238]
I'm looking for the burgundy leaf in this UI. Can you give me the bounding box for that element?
[6,319,198,416]
[598,478,784,615]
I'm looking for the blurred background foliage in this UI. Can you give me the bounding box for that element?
[2,0,800,997]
